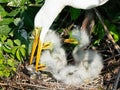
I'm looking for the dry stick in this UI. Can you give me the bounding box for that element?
[0,82,21,89]
[104,53,120,62]
[0,82,48,89]
[94,8,120,90]
[113,69,120,90]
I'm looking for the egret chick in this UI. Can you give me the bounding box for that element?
[65,28,103,83]
[53,65,82,85]
[40,30,67,74]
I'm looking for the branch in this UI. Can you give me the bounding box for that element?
[112,68,120,90]
[0,82,48,89]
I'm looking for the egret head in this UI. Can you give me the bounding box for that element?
[64,28,90,48]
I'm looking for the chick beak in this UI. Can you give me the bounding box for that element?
[42,42,53,50]
[29,27,45,71]
[64,38,79,45]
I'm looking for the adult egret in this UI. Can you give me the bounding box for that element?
[30,0,108,71]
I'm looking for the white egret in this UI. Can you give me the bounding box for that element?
[30,0,108,71]
[64,28,103,84]
[40,30,67,74]
[39,30,89,85]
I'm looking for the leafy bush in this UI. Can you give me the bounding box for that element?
[0,0,44,77]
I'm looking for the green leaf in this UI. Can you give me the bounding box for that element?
[14,39,21,46]
[0,25,11,36]
[69,8,81,20]
[11,46,18,55]
[8,8,20,17]
[0,71,4,77]
[94,21,105,39]
[0,5,7,17]
[21,44,26,48]
[12,67,16,72]
[3,44,11,53]
[0,18,14,26]
[20,47,26,57]
[0,52,3,59]
[93,39,100,45]
[0,59,3,64]
[19,0,27,6]
[6,39,14,47]
[0,0,11,3]
[7,59,14,67]
[4,70,10,77]
[16,49,22,61]
[110,31,119,42]
[0,35,7,42]
[14,18,21,26]
[0,44,3,59]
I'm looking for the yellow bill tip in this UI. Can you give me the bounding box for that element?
[42,42,53,50]
[64,38,79,44]
[36,64,46,71]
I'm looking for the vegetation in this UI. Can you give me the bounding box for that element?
[0,0,120,89]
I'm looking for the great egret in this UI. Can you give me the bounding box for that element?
[30,0,108,71]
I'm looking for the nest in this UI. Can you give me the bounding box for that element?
[0,63,104,90]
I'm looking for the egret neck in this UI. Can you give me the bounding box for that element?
[30,0,66,71]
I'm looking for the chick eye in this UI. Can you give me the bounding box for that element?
[68,72,74,75]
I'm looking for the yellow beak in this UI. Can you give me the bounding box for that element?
[64,38,79,45]
[42,42,53,50]
[29,27,45,71]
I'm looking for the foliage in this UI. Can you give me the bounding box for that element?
[0,0,44,77]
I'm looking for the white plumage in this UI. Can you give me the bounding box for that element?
[53,65,82,85]
[40,28,103,85]
[35,0,108,43]
[72,29,103,82]
[29,0,108,84]
[30,0,108,71]
[40,30,67,74]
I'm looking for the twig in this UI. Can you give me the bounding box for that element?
[0,82,20,89]
[94,8,120,54]
[16,82,48,89]
[112,68,120,90]
[0,82,48,89]
[104,53,120,62]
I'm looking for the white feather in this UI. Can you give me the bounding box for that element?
[72,29,90,48]
[35,0,108,42]
[72,29,103,82]
[44,30,61,48]
[40,30,67,74]
[40,29,103,85]
[53,65,83,85]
